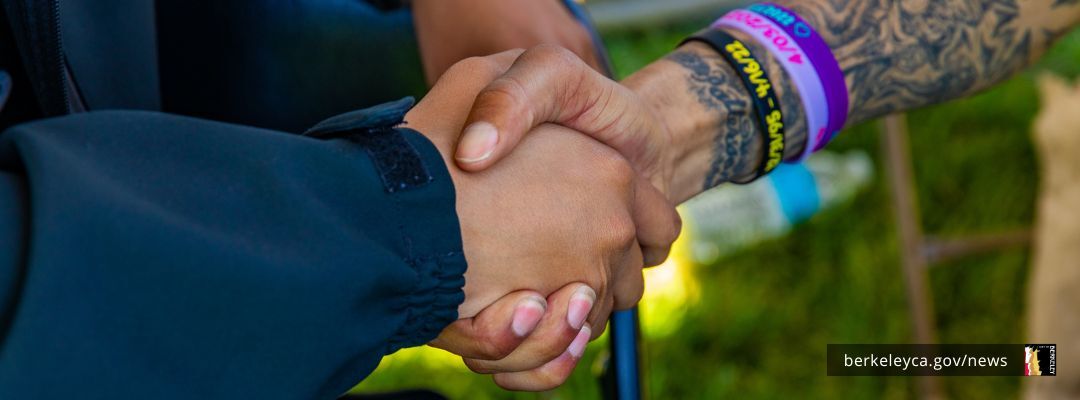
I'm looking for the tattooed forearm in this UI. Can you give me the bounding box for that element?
[776,0,1080,124]
[662,36,809,191]
[628,0,1078,200]
[663,50,760,188]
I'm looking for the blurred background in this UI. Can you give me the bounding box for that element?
[353,1,1080,398]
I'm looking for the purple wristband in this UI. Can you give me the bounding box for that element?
[712,10,827,162]
[749,3,847,151]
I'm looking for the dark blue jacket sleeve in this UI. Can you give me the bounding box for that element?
[0,105,466,399]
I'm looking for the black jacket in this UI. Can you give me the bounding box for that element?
[0,1,465,398]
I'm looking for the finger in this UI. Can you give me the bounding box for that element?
[454,45,590,168]
[407,48,527,152]
[632,176,682,267]
[463,283,595,373]
[427,49,527,102]
[491,323,593,392]
[586,287,614,340]
[455,45,665,173]
[429,290,547,360]
[611,241,646,312]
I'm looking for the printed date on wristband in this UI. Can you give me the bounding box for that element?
[827,344,1057,376]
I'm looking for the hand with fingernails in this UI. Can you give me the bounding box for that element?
[404,49,681,391]
[455,44,684,266]
[454,46,671,185]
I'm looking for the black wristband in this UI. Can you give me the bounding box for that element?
[680,29,786,182]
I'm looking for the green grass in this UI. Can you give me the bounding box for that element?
[353,23,1080,399]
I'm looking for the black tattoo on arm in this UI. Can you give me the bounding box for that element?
[645,0,1078,196]
[664,35,810,191]
[664,50,760,189]
[776,0,1080,125]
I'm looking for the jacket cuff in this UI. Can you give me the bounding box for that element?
[307,98,468,353]
[384,128,467,352]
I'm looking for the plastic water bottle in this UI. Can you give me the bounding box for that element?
[681,150,873,265]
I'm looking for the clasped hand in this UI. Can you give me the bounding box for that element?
[401,48,682,391]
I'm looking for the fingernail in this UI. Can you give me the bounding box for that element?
[566,286,596,330]
[567,324,592,359]
[456,122,498,163]
[511,296,547,337]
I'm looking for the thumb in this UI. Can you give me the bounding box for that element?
[455,45,668,178]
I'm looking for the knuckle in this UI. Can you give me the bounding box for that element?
[526,44,582,68]
[668,211,684,243]
[475,332,515,360]
[593,150,635,187]
[607,213,636,248]
[479,77,529,109]
[613,161,637,188]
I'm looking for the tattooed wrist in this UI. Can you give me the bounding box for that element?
[644,36,809,194]
[623,42,753,203]
[662,48,760,189]
[724,28,810,165]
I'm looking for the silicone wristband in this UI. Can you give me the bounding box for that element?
[748,3,848,151]
[713,9,827,162]
[681,29,786,180]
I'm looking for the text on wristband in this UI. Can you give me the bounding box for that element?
[766,111,784,171]
[748,4,813,38]
[722,10,805,64]
[724,41,772,99]
[721,39,785,172]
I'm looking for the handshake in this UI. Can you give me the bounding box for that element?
[4,0,1076,396]
[404,46,738,391]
